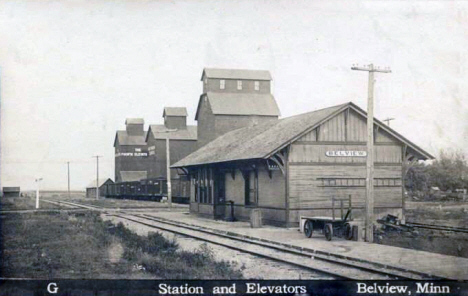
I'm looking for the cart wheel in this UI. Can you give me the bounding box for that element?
[344,223,353,240]
[304,220,313,238]
[325,223,333,241]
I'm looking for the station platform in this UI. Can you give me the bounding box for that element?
[139,210,468,280]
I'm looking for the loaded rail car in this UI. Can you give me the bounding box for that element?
[104,177,190,204]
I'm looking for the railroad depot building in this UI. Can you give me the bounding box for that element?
[114,118,149,183]
[145,107,197,180]
[173,72,434,226]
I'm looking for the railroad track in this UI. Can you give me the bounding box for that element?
[43,199,439,280]
[405,221,468,234]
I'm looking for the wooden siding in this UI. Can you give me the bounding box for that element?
[289,164,403,209]
[203,78,270,94]
[298,109,399,144]
[318,111,346,141]
[297,129,317,142]
[347,109,367,142]
[224,168,285,208]
[197,97,217,148]
[225,169,245,205]
[289,144,402,164]
[257,169,285,208]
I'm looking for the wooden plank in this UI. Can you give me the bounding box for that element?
[288,164,403,209]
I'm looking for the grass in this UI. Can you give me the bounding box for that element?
[0,196,61,211]
[110,222,243,279]
[406,207,468,225]
[0,211,242,279]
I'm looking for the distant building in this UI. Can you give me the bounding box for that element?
[86,178,114,198]
[2,187,20,198]
[114,118,149,183]
[145,107,197,179]
[196,68,280,148]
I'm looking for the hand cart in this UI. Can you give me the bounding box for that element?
[300,196,353,241]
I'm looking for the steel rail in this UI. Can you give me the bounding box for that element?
[405,221,468,234]
[44,200,438,280]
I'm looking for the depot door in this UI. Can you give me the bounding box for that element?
[214,172,226,219]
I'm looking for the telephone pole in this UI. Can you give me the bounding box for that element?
[351,64,391,243]
[67,161,70,199]
[93,156,102,200]
[383,117,395,126]
[163,129,178,209]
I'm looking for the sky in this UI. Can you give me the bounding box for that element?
[1,0,467,190]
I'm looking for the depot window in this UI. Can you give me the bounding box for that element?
[220,80,225,89]
[195,167,212,204]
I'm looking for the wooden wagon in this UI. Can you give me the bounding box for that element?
[300,196,354,241]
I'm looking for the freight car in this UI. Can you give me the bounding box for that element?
[103,177,190,204]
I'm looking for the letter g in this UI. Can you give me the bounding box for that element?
[47,283,59,294]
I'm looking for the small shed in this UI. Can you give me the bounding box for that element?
[86,178,114,198]
[3,187,20,198]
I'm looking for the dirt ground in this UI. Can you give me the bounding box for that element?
[376,200,468,258]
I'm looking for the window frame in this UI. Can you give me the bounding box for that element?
[254,81,260,91]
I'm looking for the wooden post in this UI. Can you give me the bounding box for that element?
[93,155,102,200]
[332,197,335,221]
[67,161,70,199]
[340,200,344,220]
[351,64,391,243]
[349,194,352,220]
[166,136,172,208]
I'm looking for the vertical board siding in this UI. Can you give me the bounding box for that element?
[297,129,317,142]
[319,111,346,141]
[347,109,367,142]
[315,109,398,144]
[375,129,396,143]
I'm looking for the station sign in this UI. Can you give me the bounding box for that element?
[325,150,367,157]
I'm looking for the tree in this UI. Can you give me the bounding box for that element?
[405,162,429,192]
[425,149,468,191]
